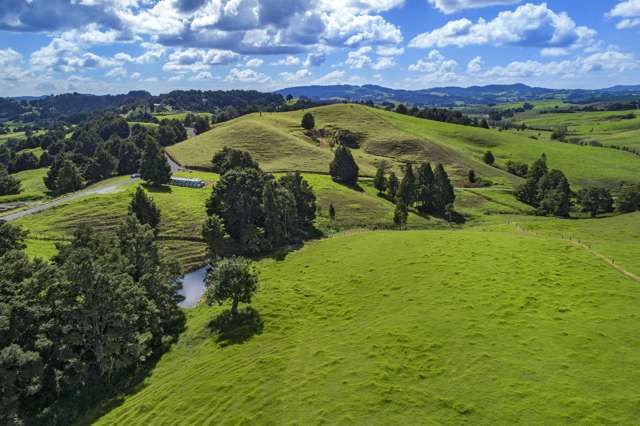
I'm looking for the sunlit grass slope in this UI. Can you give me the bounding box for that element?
[169,104,639,189]
[0,167,48,203]
[94,230,640,425]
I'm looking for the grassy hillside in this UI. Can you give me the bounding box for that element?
[93,230,640,425]
[169,104,639,189]
[0,167,48,203]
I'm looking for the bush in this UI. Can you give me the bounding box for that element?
[301,112,315,130]
[483,150,495,165]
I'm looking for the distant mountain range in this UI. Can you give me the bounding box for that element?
[275,83,640,106]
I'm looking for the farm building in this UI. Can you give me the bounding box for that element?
[170,176,205,188]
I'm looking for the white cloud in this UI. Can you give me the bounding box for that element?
[607,0,640,29]
[304,53,326,67]
[377,46,404,56]
[346,46,373,69]
[245,58,264,67]
[163,48,239,73]
[0,48,27,84]
[225,67,270,83]
[30,37,118,73]
[280,68,312,82]
[315,70,346,84]
[130,72,141,79]
[408,49,458,73]
[275,55,301,66]
[105,67,127,79]
[371,57,395,70]
[191,71,214,80]
[410,3,596,53]
[427,0,521,14]
[467,56,483,73]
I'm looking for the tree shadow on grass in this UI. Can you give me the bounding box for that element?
[208,307,263,347]
[142,183,173,193]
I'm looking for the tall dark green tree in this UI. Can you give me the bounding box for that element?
[211,147,259,174]
[85,145,118,183]
[194,115,210,135]
[329,145,359,185]
[373,166,387,195]
[53,158,84,195]
[616,185,640,213]
[262,179,297,246]
[577,187,613,217]
[433,164,455,213]
[301,112,315,130]
[536,169,571,217]
[117,140,141,174]
[415,162,434,213]
[129,186,162,233]
[0,220,27,256]
[387,171,399,200]
[140,138,171,186]
[398,163,416,206]
[279,172,316,227]
[483,150,495,165]
[393,201,408,229]
[516,155,548,207]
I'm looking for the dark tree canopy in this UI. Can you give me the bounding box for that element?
[398,163,416,206]
[0,165,21,196]
[279,172,317,227]
[577,187,613,217]
[374,165,387,194]
[129,186,162,232]
[204,256,258,320]
[140,138,171,186]
[329,145,359,185]
[301,112,315,130]
[211,147,259,174]
[483,150,495,165]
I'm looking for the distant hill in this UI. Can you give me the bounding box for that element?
[275,83,640,106]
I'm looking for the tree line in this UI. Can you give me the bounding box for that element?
[0,188,184,425]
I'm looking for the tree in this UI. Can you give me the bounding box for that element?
[415,162,434,212]
[433,164,455,213]
[279,172,316,227]
[393,201,408,229]
[211,147,259,174]
[140,138,171,186]
[204,256,258,320]
[11,151,38,173]
[85,145,117,183]
[398,163,416,206]
[577,187,613,217]
[468,169,476,184]
[617,185,640,213]
[373,166,387,194]
[329,203,336,220]
[53,158,84,195]
[395,104,408,115]
[483,150,495,165]
[329,145,359,185]
[551,125,568,140]
[194,115,210,135]
[262,180,297,247]
[301,112,315,130]
[38,150,53,168]
[0,220,27,256]
[480,118,490,129]
[117,140,141,174]
[387,171,399,200]
[0,164,21,196]
[515,155,548,206]
[506,160,528,177]
[129,186,161,232]
[536,169,571,217]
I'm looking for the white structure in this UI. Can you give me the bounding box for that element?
[170,176,205,188]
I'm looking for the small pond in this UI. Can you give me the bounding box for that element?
[179,265,209,308]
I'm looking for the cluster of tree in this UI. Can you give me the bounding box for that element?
[506,160,529,177]
[394,104,485,128]
[515,155,572,217]
[202,148,316,256]
[576,187,614,217]
[126,109,159,123]
[156,119,188,146]
[374,162,456,225]
[0,200,184,424]
[151,90,284,115]
[550,125,568,141]
[331,129,361,148]
[488,103,533,121]
[616,184,640,213]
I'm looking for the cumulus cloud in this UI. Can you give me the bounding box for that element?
[607,0,640,30]
[410,3,596,53]
[427,0,521,14]
[377,46,404,56]
[31,37,118,72]
[225,67,270,83]
[105,66,127,79]
[0,48,27,84]
[162,47,239,73]
[245,57,264,67]
[408,49,458,73]
[192,71,214,80]
[345,46,396,70]
[304,53,326,67]
[280,68,312,82]
[274,55,302,65]
[467,56,483,73]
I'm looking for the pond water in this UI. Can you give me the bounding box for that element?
[179,265,209,308]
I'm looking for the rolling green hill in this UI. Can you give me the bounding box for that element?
[93,229,640,425]
[168,104,640,189]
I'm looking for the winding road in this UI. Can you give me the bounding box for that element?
[0,178,138,222]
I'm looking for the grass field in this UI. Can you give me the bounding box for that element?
[93,229,640,425]
[152,112,213,121]
[0,167,48,203]
[168,104,639,189]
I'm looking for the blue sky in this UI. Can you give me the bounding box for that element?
[0,0,639,96]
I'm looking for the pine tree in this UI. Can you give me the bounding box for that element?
[329,145,359,185]
[433,163,455,213]
[329,203,336,220]
[398,163,416,206]
[415,162,434,213]
[140,137,171,186]
[387,171,399,199]
[393,201,408,229]
[468,169,476,183]
[129,186,161,232]
[373,166,387,194]
[483,150,495,165]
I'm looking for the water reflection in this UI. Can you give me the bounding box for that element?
[179,265,209,308]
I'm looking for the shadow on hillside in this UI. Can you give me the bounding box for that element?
[209,307,263,347]
[341,181,365,192]
[142,183,173,193]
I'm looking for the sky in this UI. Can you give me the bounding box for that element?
[0,0,639,96]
